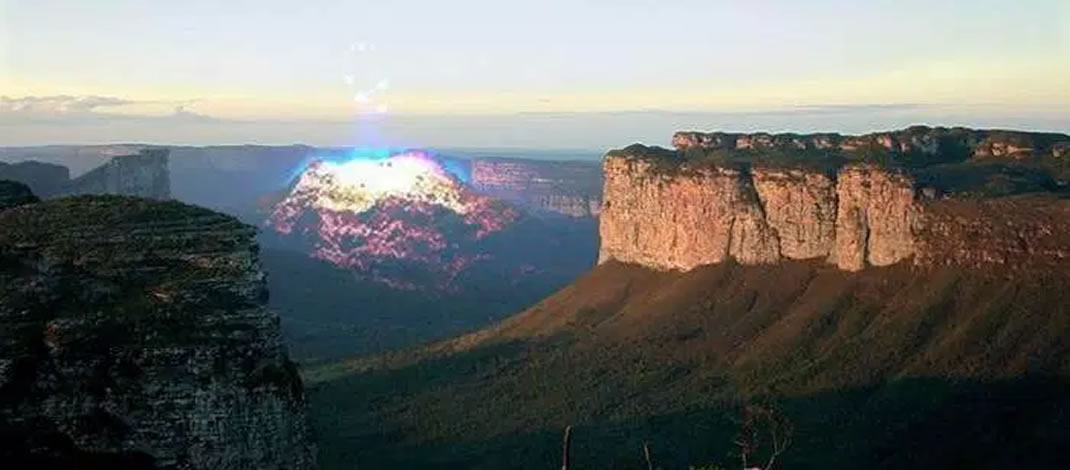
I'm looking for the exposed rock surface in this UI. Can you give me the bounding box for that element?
[830,165,919,271]
[470,158,603,218]
[915,196,1070,275]
[600,127,1070,273]
[751,169,837,260]
[0,180,40,210]
[60,149,171,200]
[599,155,778,270]
[0,161,70,197]
[0,196,315,469]
[672,126,1070,164]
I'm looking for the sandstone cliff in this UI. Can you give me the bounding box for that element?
[599,153,778,269]
[470,158,602,218]
[0,194,315,469]
[60,149,171,200]
[600,127,1070,273]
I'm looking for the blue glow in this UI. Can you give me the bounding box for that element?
[282,146,473,187]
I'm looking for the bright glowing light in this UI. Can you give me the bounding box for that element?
[283,151,471,215]
[267,150,520,289]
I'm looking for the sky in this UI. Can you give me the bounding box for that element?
[2,0,1069,148]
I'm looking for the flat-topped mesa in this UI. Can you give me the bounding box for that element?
[672,126,1070,163]
[470,158,603,218]
[600,128,1070,273]
[0,196,315,468]
[599,150,779,270]
[60,148,171,200]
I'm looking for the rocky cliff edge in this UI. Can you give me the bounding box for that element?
[599,127,1070,273]
[0,192,314,469]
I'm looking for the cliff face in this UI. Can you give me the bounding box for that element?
[829,165,919,270]
[61,149,171,200]
[0,195,315,469]
[750,168,836,260]
[600,127,1069,273]
[599,156,778,269]
[470,158,603,218]
[600,154,920,271]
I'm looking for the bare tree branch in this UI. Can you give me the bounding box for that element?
[561,425,572,470]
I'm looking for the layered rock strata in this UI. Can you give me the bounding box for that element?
[470,158,603,218]
[600,132,1069,273]
[0,195,315,469]
[671,126,1070,163]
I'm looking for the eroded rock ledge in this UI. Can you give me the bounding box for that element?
[0,194,315,469]
[600,127,1070,273]
[470,158,603,218]
[59,149,171,200]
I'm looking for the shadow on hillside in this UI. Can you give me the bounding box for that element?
[260,213,597,362]
[308,343,1069,470]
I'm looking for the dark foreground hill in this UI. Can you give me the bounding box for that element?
[306,260,1069,469]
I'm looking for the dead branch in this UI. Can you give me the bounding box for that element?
[561,425,572,470]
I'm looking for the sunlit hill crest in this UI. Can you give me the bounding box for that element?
[266,149,520,289]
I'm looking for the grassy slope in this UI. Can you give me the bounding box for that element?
[307,261,1069,469]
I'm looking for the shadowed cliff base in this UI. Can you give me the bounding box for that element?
[307,260,1070,469]
[262,212,599,362]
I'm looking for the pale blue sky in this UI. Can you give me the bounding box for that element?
[1,0,1068,146]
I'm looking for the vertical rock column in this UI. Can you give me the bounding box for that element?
[599,155,779,269]
[830,165,919,271]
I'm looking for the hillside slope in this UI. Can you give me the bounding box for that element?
[307,260,1069,469]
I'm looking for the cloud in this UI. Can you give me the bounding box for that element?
[0,95,137,114]
[0,95,222,125]
[784,103,925,115]
[170,104,218,122]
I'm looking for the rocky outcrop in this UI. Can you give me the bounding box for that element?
[751,169,837,260]
[599,154,778,270]
[0,196,315,469]
[0,161,70,197]
[672,126,1070,164]
[470,158,602,218]
[829,165,919,271]
[0,180,40,210]
[600,128,1069,273]
[915,197,1070,275]
[60,149,171,200]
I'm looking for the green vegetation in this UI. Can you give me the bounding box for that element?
[305,261,1070,469]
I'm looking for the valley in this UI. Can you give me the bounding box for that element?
[1,126,1068,469]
